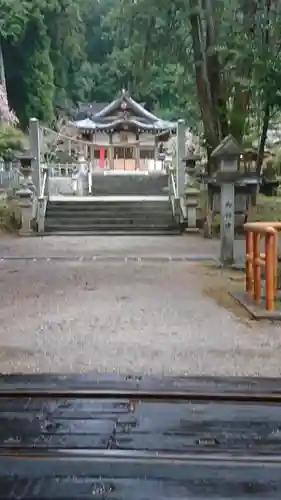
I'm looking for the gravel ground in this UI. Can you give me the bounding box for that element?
[0,234,280,376]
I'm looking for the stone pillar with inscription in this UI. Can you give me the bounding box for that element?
[211,135,241,266]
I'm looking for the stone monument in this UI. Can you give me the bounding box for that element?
[211,135,241,265]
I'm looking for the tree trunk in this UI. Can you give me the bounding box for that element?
[0,38,6,90]
[229,0,258,141]
[189,0,229,237]
[189,0,218,155]
[256,0,272,177]
[203,0,228,140]
[256,100,270,177]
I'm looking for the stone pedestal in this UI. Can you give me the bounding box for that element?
[16,188,34,235]
[77,154,88,196]
[37,197,46,232]
[72,170,78,195]
[185,187,199,231]
[15,164,36,235]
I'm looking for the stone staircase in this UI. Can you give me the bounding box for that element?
[44,197,180,235]
[44,172,181,235]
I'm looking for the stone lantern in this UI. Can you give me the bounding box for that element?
[15,152,36,235]
[16,152,36,193]
[182,154,201,231]
[211,135,241,265]
[183,154,201,174]
[183,154,201,185]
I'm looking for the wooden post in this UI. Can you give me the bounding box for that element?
[244,223,278,312]
[135,145,140,170]
[253,232,261,302]
[211,135,241,266]
[89,145,94,163]
[265,232,274,312]
[108,133,114,169]
[153,136,157,170]
[273,231,278,292]
[245,231,254,295]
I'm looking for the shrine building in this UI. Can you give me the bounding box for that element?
[72,90,176,171]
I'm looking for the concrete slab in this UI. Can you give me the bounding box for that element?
[231,290,281,320]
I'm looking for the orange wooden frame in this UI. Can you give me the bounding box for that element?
[244,222,280,312]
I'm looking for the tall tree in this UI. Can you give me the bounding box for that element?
[23,13,54,124]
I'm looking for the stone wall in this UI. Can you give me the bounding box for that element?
[48,177,73,196]
[212,192,247,214]
[196,186,249,233]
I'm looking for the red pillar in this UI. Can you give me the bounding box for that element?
[99,147,105,169]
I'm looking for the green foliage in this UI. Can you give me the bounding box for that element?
[0,125,26,160]
[1,0,281,162]
[262,158,276,180]
[274,148,281,176]
[23,15,54,125]
[0,198,21,232]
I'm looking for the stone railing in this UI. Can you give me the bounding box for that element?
[0,163,22,193]
[47,162,90,197]
[36,167,49,232]
[48,163,76,177]
[168,168,178,217]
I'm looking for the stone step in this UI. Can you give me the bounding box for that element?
[44,224,180,234]
[47,197,169,204]
[46,212,173,221]
[44,215,174,226]
[91,173,169,196]
[46,204,172,213]
[43,229,181,236]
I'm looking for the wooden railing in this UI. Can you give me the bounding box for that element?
[244,222,281,312]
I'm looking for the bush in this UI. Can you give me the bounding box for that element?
[262,158,277,180]
[0,198,21,232]
[274,148,281,176]
[0,125,27,160]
